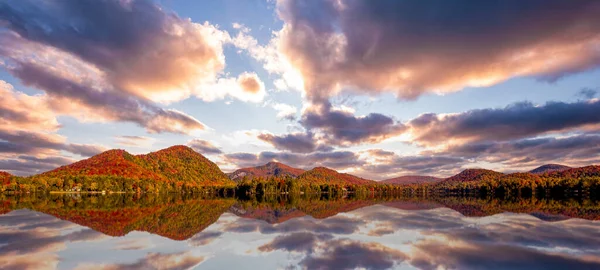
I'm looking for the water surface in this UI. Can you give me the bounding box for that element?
[1,195,600,269]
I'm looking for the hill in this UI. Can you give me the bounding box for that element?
[529,164,571,175]
[296,167,375,186]
[381,175,442,185]
[229,162,305,181]
[546,165,600,178]
[41,145,235,190]
[0,171,11,185]
[443,169,504,183]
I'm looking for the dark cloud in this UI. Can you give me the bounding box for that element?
[0,156,74,175]
[300,239,406,270]
[257,132,332,153]
[440,133,600,168]
[300,102,406,146]
[408,100,600,146]
[64,143,107,157]
[577,88,598,99]
[187,139,222,155]
[224,150,364,171]
[278,0,600,101]
[361,154,468,179]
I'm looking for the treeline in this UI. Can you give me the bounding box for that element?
[3,170,600,199]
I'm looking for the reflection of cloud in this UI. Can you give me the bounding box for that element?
[258,232,333,253]
[114,238,154,251]
[0,210,107,269]
[300,239,406,270]
[409,239,600,270]
[188,231,222,246]
[74,251,205,270]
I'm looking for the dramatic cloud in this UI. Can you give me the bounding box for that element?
[0,0,228,103]
[577,88,598,99]
[187,139,223,155]
[269,102,298,121]
[188,231,223,246]
[407,100,600,147]
[277,0,600,101]
[300,102,406,146]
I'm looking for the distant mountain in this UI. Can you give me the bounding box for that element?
[229,162,305,181]
[546,165,600,178]
[443,169,504,183]
[0,171,11,185]
[296,167,375,186]
[42,145,234,188]
[381,175,442,185]
[529,164,571,175]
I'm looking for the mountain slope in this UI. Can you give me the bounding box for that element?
[381,175,442,185]
[42,146,234,188]
[139,145,232,187]
[296,167,375,186]
[229,162,305,181]
[546,165,600,178]
[443,169,504,183]
[529,164,571,175]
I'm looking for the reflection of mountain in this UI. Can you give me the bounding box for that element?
[381,175,442,185]
[2,195,235,240]
[2,194,600,242]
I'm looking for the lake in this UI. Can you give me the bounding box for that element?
[1,194,600,269]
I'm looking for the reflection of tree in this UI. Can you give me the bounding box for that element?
[1,194,235,240]
[2,194,600,242]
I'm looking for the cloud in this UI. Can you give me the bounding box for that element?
[300,102,406,146]
[187,139,223,155]
[276,0,600,101]
[270,102,298,121]
[577,88,598,99]
[439,133,600,169]
[114,238,154,251]
[257,132,332,153]
[360,153,468,179]
[407,100,600,147]
[223,150,363,171]
[0,0,230,103]
[114,136,155,148]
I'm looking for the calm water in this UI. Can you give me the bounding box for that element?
[1,194,600,269]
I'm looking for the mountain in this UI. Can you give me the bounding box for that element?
[229,162,305,181]
[296,167,375,185]
[0,171,11,185]
[546,165,600,178]
[42,145,234,188]
[443,169,504,183]
[381,175,442,185]
[529,164,571,175]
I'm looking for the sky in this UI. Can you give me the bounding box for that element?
[0,0,600,179]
